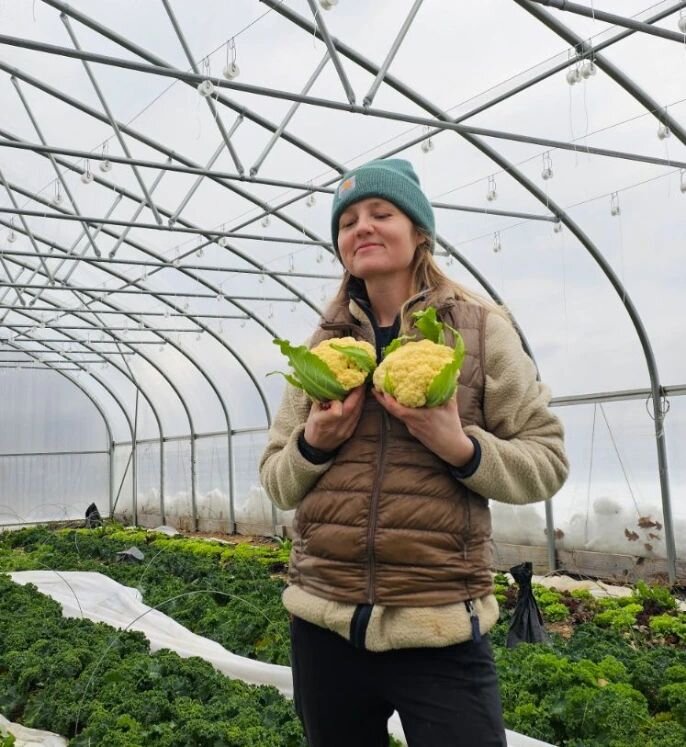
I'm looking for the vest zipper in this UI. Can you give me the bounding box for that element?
[465,600,482,642]
[367,409,390,603]
[349,603,373,649]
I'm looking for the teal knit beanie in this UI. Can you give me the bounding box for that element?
[330,159,435,257]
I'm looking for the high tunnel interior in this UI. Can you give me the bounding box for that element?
[0,0,685,582]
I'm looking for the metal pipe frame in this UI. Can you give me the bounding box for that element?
[1,231,240,531]
[15,45,290,532]
[34,0,686,219]
[3,286,166,498]
[28,194,124,309]
[0,330,134,475]
[0,357,115,528]
[102,158,168,261]
[0,0,678,561]
[243,1,686,220]
[6,324,196,332]
[265,0,678,581]
[0,170,53,282]
[0,22,545,373]
[60,13,163,225]
[3,37,686,173]
[363,0,425,108]
[7,339,166,345]
[10,77,102,260]
[514,0,680,583]
[0,154,288,415]
[160,0,244,176]
[525,0,686,43]
[1,222,248,535]
[0,249,341,280]
[0,364,81,369]
[83,300,141,524]
[0,44,328,534]
[0,137,576,222]
[305,0,355,105]
[0,137,337,194]
[0,125,320,326]
[3,279,178,528]
[0,360,133,369]
[0,304,247,321]
[514,1,686,147]
[0,283,297,303]
[250,52,330,176]
[41,0,344,176]
[232,1,686,231]
[0,252,26,307]
[22,2,540,536]
[0,2,661,410]
[114,375,686,440]
[1,354,136,359]
[0,449,109,457]
[0,206,332,244]
[551,385,686,407]
[168,140,229,227]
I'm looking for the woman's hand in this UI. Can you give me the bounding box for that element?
[372,389,475,467]
[303,385,367,452]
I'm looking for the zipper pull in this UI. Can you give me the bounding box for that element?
[466,600,481,643]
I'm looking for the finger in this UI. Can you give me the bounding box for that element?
[343,385,365,412]
[348,385,366,403]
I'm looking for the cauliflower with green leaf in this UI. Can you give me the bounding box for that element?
[373,307,465,408]
[269,336,376,402]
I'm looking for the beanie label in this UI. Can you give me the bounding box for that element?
[337,175,356,196]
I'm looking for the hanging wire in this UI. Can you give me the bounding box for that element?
[598,403,642,517]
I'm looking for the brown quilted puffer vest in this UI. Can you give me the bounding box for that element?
[289,295,493,606]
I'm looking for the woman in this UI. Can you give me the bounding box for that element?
[260,158,568,747]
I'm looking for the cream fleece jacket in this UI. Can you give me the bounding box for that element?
[259,310,568,650]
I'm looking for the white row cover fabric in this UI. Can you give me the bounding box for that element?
[10,571,554,747]
[0,714,67,747]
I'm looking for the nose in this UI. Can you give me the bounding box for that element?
[355,213,373,235]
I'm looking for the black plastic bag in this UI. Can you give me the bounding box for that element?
[85,502,102,529]
[506,561,549,648]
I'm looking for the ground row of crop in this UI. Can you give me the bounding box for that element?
[1,524,685,746]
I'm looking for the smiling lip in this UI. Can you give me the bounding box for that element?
[355,242,382,253]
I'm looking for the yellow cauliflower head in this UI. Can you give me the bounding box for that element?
[270,336,376,402]
[373,339,458,408]
[311,337,376,391]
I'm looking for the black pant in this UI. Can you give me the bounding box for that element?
[290,616,507,747]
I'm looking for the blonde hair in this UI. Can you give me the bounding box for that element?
[330,230,511,332]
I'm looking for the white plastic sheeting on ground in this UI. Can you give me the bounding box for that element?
[10,571,293,694]
[10,571,554,747]
[0,714,67,747]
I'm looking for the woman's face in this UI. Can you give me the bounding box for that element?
[337,198,422,281]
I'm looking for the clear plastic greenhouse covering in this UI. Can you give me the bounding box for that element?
[0,0,684,581]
